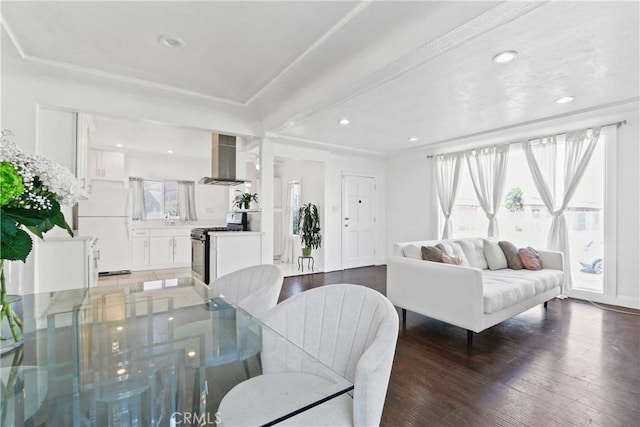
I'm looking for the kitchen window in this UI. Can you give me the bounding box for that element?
[143,179,180,219]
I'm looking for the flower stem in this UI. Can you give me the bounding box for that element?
[0,260,23,342]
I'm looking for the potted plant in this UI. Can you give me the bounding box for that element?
[298,203,321,256]
[233,190,258,210]
[0,130,81,354]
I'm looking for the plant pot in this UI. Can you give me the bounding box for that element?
[302,248,312,257]
[0,295,24,355]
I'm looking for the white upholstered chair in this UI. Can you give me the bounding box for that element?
[210,264,284,319]
[218,284,399,426]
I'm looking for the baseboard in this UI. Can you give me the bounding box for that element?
[567,291,640,310]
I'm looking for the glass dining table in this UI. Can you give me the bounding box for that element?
[0,277,353,426]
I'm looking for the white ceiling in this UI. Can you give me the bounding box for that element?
[2,1,638,154]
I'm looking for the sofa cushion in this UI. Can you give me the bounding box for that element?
[483,239,508,270]
[499,241,524,270]
[402,244,423,260]
[519,247,543,270]
[481,269,564,313]
[456,239,488,269]
[435,242,470,266]
[421,246,444,262]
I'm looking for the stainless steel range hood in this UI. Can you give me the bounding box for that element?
[198,134,248,185]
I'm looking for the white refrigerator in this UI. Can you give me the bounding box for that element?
[78,183,132,275]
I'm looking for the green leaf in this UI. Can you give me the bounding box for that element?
[0,228,32,261]
[1,214,18,238]
[51,210,73,237]
[26,225,44,239]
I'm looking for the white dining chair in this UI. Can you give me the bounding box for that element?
[210,264,284,319]
[217,284,399,427]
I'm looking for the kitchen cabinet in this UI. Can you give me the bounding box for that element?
[209,233,262,281]
[132,229,150,268]
[133,227,191,270]
[89,149,125,181]
[173,236,191,265]
[36,236,99,293]
[149,236,174,266]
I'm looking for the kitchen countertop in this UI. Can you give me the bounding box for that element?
[132,223,225,230]
[208,231,264,237]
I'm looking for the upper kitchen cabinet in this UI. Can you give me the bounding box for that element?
[37,106,78,173]
[88,149,126,182]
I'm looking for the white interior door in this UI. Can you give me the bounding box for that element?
[342,175,376,269]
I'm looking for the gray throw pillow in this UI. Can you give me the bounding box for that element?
[499,240,523,270]
[421,246,444,263]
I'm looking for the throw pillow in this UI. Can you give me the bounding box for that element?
[499,240,523,270]
[442,254,462,265]
[483,239,508,270]
[519,247,543,270]
[435,242,470,266]
[421,246,444,262]
[456,239,488,269]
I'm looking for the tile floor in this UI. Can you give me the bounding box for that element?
[97,262,318,287]
[98,263,322,286]
[97,267,193,286]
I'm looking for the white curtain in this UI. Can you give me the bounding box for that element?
[177,181,198,222]
[522,126,601,288]
[129,177,146,221]
[435,153,463,239]
[281,183,295,263]
[465,145,510,238]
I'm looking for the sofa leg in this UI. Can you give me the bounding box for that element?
[544,301,548,309]
[467,330,473,346]
[402,308,407,324]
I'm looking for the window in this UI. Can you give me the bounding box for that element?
[143,180,180,219]
[289,181,301,235]
[445,131,607,292]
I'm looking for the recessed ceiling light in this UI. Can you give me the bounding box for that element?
[408,137,419,142]
[115,143,123,148]
[492,51,518,64]
[159,35,185,48]
[339,118,350,126]
[116,368,127,376]
[555,96,575,104]
[167,150,174,154]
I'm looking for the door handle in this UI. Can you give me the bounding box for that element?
[344,217,349,220]
[345,224,349,227]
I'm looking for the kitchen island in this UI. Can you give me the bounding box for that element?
[207,232,263,283]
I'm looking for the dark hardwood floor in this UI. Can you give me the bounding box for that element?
[281,266,640,427]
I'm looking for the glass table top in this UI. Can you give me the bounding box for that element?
[0,278,353,426]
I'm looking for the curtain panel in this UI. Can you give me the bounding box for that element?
[177,181,198,222]
[522,126,601,288]
[434,153,463,239]
[281,183,295,263]
[465,145,510,238]
[129,177,146,221]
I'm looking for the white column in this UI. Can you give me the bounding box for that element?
[259,136,274,264]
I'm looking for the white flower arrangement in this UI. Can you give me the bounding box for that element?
[0,135,82,208]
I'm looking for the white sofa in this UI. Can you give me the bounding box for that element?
[387,238,564,344]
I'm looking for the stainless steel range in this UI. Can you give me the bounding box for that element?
[191,212,248,284]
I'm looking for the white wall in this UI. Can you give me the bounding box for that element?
[386,151,437,255]
[385,102,640,308]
